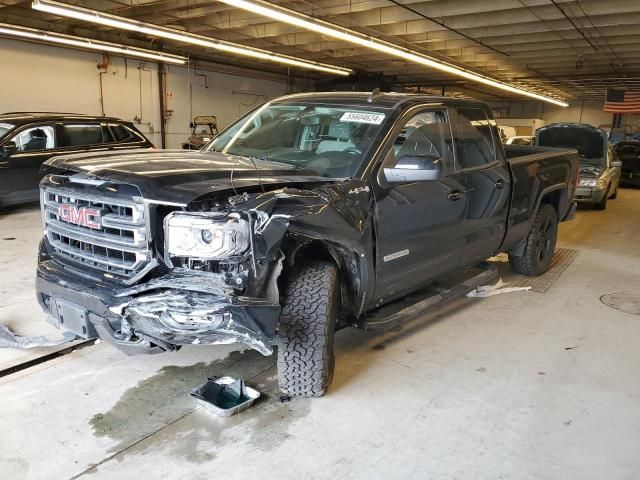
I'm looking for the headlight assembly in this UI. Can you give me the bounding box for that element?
[165,212,249,259]
[578,177,597,188]
[595,178,607,190]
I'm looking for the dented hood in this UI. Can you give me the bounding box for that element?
[43,149,337,205]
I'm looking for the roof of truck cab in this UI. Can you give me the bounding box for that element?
[270,92,490,110]
[0,112,127,125]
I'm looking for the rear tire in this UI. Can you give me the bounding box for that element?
[509,204,558,276]
[277,261,338,397]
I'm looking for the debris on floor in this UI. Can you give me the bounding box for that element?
[0,323,77,349]
[190,376,260,417]
[466,279,531,298]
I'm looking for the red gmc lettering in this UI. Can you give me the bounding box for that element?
[57,204,102,229]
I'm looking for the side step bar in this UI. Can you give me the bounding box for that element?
[360,262,499,331]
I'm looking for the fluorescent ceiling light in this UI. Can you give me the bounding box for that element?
[32,0,352,76]
[217,0,569,107]
[0,23,187,64]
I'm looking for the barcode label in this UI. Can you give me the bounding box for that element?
[340,112,386,125]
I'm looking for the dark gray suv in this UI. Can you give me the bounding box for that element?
[0,113,153,207]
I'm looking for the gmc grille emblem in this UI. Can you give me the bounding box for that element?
[58,204,103,229]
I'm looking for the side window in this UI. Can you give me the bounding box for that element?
[110,124,131,142]
[390,110,453,171]
[456,108,496,169]
[10,125,56,152]
[63,124,105,147]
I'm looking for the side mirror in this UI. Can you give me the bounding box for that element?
[2,141,17,156]
[611,160,622,168]
[383,154,442,183]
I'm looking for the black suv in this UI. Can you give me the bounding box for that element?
[0,113,153,207]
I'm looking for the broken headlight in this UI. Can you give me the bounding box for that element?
[165,212,249,260]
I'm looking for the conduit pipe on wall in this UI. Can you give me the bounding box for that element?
[157,62,166,148]
[97,52,109,116]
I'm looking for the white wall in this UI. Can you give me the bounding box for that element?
[164,64,286,148]
[490,98,640,129]
[0,38,288,148]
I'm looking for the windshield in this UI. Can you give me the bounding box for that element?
[203,102,388,178]
[0,122,15,140]
[537,127,605,165]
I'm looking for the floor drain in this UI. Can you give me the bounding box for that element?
[600,294,640,316]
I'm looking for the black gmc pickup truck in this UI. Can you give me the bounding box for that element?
[36,93,579,397]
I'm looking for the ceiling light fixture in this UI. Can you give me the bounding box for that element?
[217,0,569,106]
[0,23,187,64]
[31,0,352,76]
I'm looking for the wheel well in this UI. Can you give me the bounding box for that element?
[291,240,339,267]
[540,188,564,217]
[282,239,362,320]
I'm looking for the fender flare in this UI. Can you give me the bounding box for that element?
[509,183,566,257]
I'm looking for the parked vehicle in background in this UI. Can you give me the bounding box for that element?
[536,123,621,210]
[0,113,152,207]
[182,115,219,150]
[598,124,640,144]
[36,93,578,397]
[504,135,535,145]
[614,141,640,187]
[497,125,517,142]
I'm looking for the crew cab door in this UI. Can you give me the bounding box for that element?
[371,107,467,303]
[452,107,511,265]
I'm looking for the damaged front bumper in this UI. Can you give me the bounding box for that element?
[36,259,280,356]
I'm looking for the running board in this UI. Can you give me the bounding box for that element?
[360,262,499,331]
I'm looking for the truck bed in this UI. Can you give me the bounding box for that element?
[500,144,580,254]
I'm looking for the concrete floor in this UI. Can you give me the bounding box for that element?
[1,190,639,480]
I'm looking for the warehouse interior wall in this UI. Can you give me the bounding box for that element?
[491,99,640,129]
[0,38,288,148]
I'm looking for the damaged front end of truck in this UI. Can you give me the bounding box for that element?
[36,171,373,357]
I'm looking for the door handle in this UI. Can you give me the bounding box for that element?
[494,179,506,189]
[448,190,466,201]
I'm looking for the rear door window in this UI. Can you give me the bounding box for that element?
[10,125,56,152]
[63,124,106,147]
[455,108,497,169]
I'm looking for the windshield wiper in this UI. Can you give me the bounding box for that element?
[254,155,300,168]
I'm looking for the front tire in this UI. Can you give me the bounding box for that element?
[277,261,338,397]
[509,204,558,276]
[594,190,608,210]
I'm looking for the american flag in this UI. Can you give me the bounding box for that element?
[604,89,640,113]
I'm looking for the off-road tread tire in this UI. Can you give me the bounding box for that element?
[509,204,558,277]
[277,261,338,397]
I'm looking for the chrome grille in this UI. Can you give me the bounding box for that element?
[42,186,150,278]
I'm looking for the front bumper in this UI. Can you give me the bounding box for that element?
[36,257,280,356]
[574,186,607,204]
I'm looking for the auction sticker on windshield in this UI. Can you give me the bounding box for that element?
[340,112,386,125]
